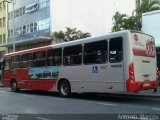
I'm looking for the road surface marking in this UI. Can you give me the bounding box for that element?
[48,98,65,101]
[0,91,7,93]
[0,91,13,95]
[88,101,95,104]
[152,108,160,111]
[35,117,51,120]
[0,91,11,94]
[88,101,118,107]
[97,102,118,107]
[20,94,34,98]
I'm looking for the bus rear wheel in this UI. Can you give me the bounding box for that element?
[11,81,19,92]
[154,88,157,93]
[59,80,71,97]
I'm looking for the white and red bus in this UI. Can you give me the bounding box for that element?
[2,30,158,97]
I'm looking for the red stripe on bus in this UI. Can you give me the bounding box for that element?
[133,49,155,57]
[126,79,158,92]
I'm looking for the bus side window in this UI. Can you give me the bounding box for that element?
[63,45,82,66]
[46,48,62,66]
[11,55,20,69]
[21,53,33,68]
[84,40,108,64]
[34,51,46,67]
[109,37,123,63]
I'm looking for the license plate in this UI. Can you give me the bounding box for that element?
[143,83,150,87]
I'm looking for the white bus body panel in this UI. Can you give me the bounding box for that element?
[57,31,132,93]
[52,30,157,94]
[131,33,156,82]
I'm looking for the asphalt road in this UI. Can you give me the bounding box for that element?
[0,87,160,120]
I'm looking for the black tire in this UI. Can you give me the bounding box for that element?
[59,81,71,97]
[154,88,157,93]
[11,81,19,92]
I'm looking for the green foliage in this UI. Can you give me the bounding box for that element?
[112,12,140,32]
[112,0,160,32]
[135,0,160,18]
[52,27,91,42]
[112,12,128,32]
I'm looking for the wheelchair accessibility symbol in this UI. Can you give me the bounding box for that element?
[92,66,98,73]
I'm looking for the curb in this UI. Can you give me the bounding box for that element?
[121,91,160,98]
[104,90,160,98]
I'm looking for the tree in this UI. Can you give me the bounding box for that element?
[112,13,140,32]
[64,27,79,41]
[122,15,141,31]
[52,27,91,43]
[112,12,128,32]
[112,0,160,32]
[135,0,160,17]
[77,31,91,39]
[134,0,160,29]
[52,31,66,42]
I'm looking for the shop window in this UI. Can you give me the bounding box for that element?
[30,23,34,32]
[23,25,26,34]
[34,22,37,32]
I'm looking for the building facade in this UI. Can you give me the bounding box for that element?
[5,0,51,53]
[0,0,135,53]
[0,0,6,59]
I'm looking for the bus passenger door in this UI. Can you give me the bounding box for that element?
[83,40,110,92]
[107,37,124,92]
[83,37,124,93]
[82,38,125,93]
[61,45,84,93]
[2,59,12,87]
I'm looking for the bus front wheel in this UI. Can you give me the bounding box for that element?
[11,80,19,92]
[59,80,71,97]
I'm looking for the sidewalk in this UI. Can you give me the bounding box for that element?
[120,88,160,98]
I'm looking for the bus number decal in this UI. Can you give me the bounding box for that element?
[111,64,122,68]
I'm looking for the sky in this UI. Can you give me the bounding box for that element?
[52,0,136,36]
[113,0,136,15]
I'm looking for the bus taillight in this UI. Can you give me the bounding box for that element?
[129,63,135,80]
[157,67,159,79]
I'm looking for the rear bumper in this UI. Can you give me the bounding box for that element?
[126,79,158,92]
